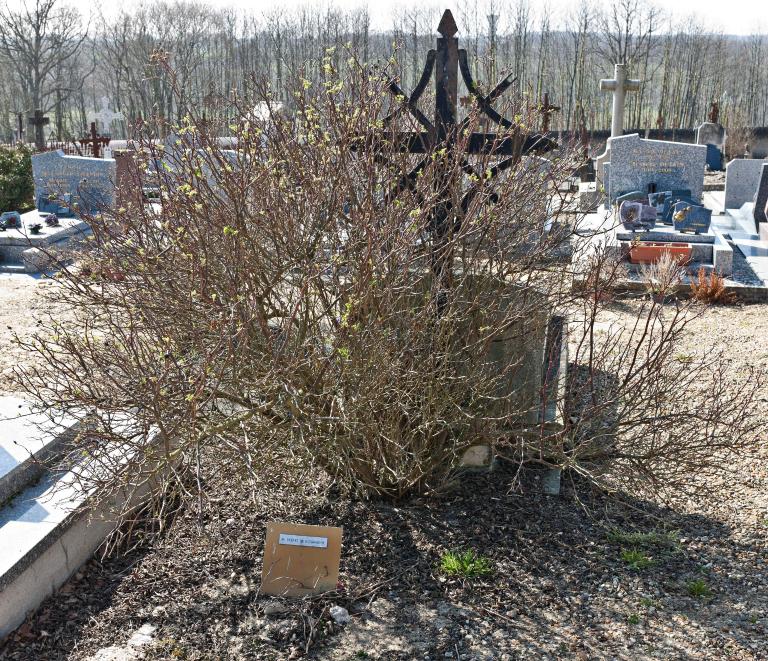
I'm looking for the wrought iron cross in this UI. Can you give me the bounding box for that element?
[79,121,111,158]
[28,109,50,149]
[538,92,560,133]
[367,9,556,310]
[378,9,556,231]
[708,100,720,124]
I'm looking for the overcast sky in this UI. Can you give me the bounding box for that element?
[184,0,764,36]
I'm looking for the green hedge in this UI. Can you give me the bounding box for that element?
[0,146,34,213]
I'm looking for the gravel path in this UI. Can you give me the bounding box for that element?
[0,285,765,661]
[0,274,57,394]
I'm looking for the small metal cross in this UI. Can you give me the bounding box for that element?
[538,93,560,133]
[27,109,50,149]
[79,121,111,158]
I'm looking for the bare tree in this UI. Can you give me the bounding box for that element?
[0,0,87,146]
[4,0,768,143]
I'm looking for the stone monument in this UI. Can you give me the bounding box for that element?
[696,101,725,170]
[606,134,706,204]
[752,163,768,229]
[32,150,116,216]
[594,64,641,181]
[723,158,768,211]
[88,97,124,135]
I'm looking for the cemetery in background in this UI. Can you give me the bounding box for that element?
[3,0,768,146]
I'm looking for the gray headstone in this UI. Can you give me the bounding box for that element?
[521,154,552,177]
[32,150,115,215]
[606,134,706,204]
[752,163,768,228]
[704,144,723,171]
[723,158,768,210]
[696,122,725,148]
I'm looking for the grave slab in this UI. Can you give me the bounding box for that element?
[0,211,90,272]
[0,397,77,504]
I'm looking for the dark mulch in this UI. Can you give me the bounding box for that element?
[0,459,766,661]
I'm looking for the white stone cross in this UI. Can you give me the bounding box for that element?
[599,64,640,138]
[88,96,124,133]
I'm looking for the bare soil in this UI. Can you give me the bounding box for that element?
[0,273,58,394]
[0,288,765,661]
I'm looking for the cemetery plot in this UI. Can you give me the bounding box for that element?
[2,7,768,659]
[0,150,115,273]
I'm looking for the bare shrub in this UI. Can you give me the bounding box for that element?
[640,251,687,299]
[13,54,764,518]
[690,266,736,305]
[557,246,760,498]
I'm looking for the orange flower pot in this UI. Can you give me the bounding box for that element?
[627,242,692,265]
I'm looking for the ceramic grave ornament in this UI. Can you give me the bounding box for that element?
[619,200,656,231]
[672,202,712,234]
[0,211,21,230]
[648,190,692,213]
[661,196,699,224]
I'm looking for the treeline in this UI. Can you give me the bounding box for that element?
[0,0,766,142]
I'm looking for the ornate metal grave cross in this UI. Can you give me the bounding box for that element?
[364,9,556,308]
[375,9,555,237]
[79,121,111,158]
[16,113,24,144]
[27,109,50,149]
[708,100,720,124]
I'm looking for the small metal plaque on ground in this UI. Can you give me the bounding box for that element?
[261,522,343,597]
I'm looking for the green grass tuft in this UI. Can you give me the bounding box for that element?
[639,597,659,609]
[686,578,712,598]
[620,548,655,570]
[439,549,493,578]
[607,527,680,549]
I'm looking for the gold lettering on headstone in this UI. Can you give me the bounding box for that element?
[632,160,685,174]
